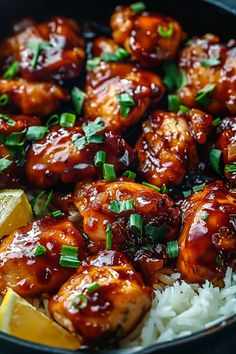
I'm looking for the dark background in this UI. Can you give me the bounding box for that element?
[0,0,236,353]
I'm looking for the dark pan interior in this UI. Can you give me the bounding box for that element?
[0,0,236,353]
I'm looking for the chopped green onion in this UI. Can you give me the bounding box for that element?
[30,190,53,217]
[163,62,186,90]
[72,135,87,150]
[86,57,101,70]
[142,181,160,192]
[71,294,88,309]
[5,130,25,147]
[129,213,143,236]
[59,245,80,268]
[106,223,113,249]
[117,93,135,118]
[51,210,62,218]
[201,56,220,68]
[87,134,104,144]
[209,148,222,175]
[28,39,51,68]
[168,94,181,112]
[157,23,174,38]
[212,117,221,127]
[122,170,137,179]
[195,84,215,106]
[0,94,9,106]
[182,190,192,198]
[109,199,134,214]
[145,224,168,242]
[103,163,116,181]
[46,114,59,128]
[225,163,236,173]
[0,156,12,172]
[167,240,179,259]
[201,213,209,221]
[160,184,169,194]
[82,117,105,137]
[0,114,16,127]
[94,151,106,167]
[179,105,189,114]
[192,183,206,192]
[26,126,48,141]
[34,244,46,257]
[130,1,146,13]
[71,87,86,116]
[86,282,100,293]
[60,113,76,128]
[101,48,130,62]
[3,60,20,80]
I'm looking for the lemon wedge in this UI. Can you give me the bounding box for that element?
[0,288,81,349]
[0,189,33,238]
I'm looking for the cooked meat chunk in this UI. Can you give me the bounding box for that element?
[177,181,236,284]
[178,34,236,115]
[216,117,236,185]
[0,17,85,81]
[0,79,69,116]
[92,37,120,57]
[84,62,164,134]
[135,110,202,187]
[25,120,135,188]
[110,5,185,67]
[74,179,180,259]
[49,250,152,343]
[0,114,41,135]
[0,217,87,297]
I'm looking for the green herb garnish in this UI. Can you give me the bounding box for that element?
[59,245,80,268]
[209,148,222,175]
[3,60,20,80]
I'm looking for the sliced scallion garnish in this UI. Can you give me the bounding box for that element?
[59,245,80,268]
[0,94,9,106]
[130,1,146,13]
[71,294,88,309]
[167,240,179,259]
[192,183,206,192]
[195,84,215,106]
[142,181,160,192]
[103,163,116,181]
[71,87,86,116]
[109,199,134,214]
[0,156,12,172]
[225,163,236,173]
[168,94,181,112]
[129,213,143,236]
[122,170,137,179]
[34,244,46,257]
[157,23,174,38]
[26,126,48,141]
[106,223,113,249]
[51,210,62,218]
[86,282,100,293]
[209,148,222,175]
[3,60,20,80]
[201,56,220,68]
[94,151,106,167]
[117,93,135,118]
[60,113,76,128]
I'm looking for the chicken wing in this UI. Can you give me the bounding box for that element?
[74,179,180,260]
[84,61,164,134]
[177,181,236,284]
[0,217,87,297]
[110,5,185,67]
[177,34,236,115]
[0,17,85,81]
[49,250,152,344]
[0,79,69,116]
[25,122,135,188]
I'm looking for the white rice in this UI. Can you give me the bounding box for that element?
[124,268,236,348]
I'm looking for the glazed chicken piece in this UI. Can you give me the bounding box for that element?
[0,79,69,116]
[74,179,180,279]
[92,36,120,58]
[0,114,41,135]
[0,17,85,81]
[178,34,236,115]
[0,217,87,297]
[25,120,135,188]
[0,143,20,188]
[135,109,211,187]
[216,117,236,185]
[49,250,152,344]
[110,5,185,67]
[177,181,236,284]
[84,61,164,134]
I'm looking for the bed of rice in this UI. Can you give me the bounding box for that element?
[123,267,236,348]
[1,268,236,349]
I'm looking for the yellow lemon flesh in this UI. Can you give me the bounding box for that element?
[0,189,33,238]
[0,288,80,350]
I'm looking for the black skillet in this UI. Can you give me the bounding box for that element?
[0,0,236,353]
